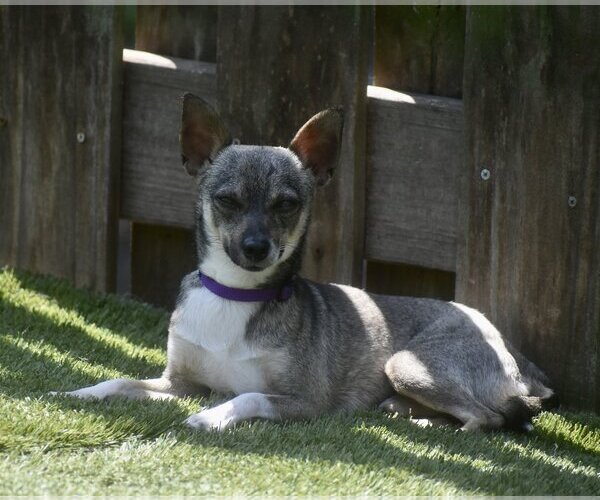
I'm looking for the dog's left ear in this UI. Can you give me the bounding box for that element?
[289,108,344,187]
[180,93,232,176]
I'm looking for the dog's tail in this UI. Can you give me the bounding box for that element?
[499,391,559,432]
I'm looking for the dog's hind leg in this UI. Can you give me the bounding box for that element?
[51,377,208,401]
[379,393,457,424]
[384,351,505,431]
[379,394,441,418]
[379,394,461,428]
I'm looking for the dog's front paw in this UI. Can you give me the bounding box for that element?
[48,389,98,400]
[184,407,234,432]
[48,390,79,398]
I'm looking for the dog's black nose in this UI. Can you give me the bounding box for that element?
[242,236,270,262]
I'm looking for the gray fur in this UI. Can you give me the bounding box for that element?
[54,95,555,432]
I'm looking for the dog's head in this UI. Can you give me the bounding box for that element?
[180,93,343,288]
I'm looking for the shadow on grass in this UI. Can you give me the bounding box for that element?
[0,334,106,394]
[7,269,169,350]
[171,411,599,495]
[0,299,165,392]
[11,384,600,495]
[49,394,194,442]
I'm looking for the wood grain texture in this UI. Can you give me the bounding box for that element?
[130,222,196,310]
[366,261,455,300]
[369,5,464,300]
[128,6,216,308]
[374,5,465,98]
[457,6,600,410]
[120,50,215,228]
[135,5,217,63]
[217,6,372,286]
[365,86,463,272]
[0,6,123,292]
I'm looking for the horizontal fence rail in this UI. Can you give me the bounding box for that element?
[120,49,464,272]
[365,86,463,272]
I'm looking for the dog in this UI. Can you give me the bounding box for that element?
[52,93,556,432]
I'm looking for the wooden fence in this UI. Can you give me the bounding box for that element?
[1,5,598,411]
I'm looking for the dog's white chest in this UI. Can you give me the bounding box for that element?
[171,287,267,394]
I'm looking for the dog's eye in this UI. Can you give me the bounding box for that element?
[214,195,242,210]
[273,198,299,213]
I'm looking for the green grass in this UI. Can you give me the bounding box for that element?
[1,267,599,495]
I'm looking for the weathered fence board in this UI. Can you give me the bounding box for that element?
[120,50,215,228]
[135,5,217,63]
[457,6,600,410]
[374,5,465,99]
[365,86,463,273]
[130,222,195,308]
[0,6,123,292]
[217,5,372,286]
[128,6,217,308]
[369,5,465,299]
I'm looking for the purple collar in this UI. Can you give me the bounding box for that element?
[199,272,293,302]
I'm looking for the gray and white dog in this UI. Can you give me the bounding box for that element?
[54,94,556,432]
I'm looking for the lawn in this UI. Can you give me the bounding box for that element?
[1,267,599,495]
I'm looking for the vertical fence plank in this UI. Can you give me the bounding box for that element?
[457,6,600,410]
[0,6,123,292]
[131,6,216,308]
[217,6,372,286]
[135,5,217,62]
[374,5,465,98]
[369,5,465,298]
[130,222,195,308]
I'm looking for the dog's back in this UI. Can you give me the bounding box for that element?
[237,278,555,430]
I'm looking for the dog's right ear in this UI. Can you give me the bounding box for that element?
[180,93,231,176]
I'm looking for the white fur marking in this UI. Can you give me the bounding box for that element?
[170,287,267,394]
[281,210,309,261]
[184,393,274,431]
[174,286,258,352]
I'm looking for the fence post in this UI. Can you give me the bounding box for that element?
[130,6,217,308]
[457,6,600,410]
[0,6,123,292]
[217,6,372,286]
